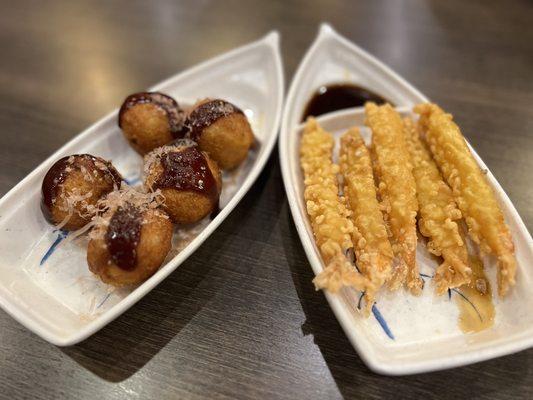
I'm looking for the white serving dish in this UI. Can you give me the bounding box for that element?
[279,24,533,375]
[0,32,284,346]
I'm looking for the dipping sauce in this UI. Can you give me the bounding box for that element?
[456,256,495,333]
[301,83,388,121]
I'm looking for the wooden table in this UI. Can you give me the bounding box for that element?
[1,1,532,398]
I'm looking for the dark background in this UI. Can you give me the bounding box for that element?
[1,1,532,399]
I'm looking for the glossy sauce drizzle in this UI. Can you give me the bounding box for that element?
[41,156,72,223]
[186,99,243,141]
[455,256,495,333]
[155,146,219,203]
[301,83,388,121]
[105,204,142,271]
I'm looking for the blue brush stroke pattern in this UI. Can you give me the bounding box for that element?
[353,289,394,339]
[40,230,68,265]
[349,258,439,341]
[124,176,140,186]
[357,292,365,310]
[97,293,111,309]
[419,273,434,290]
[372,304,395,340]
[418,274,483,323]
[451,288,483,322]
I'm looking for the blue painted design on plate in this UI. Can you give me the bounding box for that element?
[124,176,141,186]
[451,288,483,322]
[357,292,365,310]
[97,293,112,309]
[372,304,395,340]
[419,273,433,290]
[40,230,68,266]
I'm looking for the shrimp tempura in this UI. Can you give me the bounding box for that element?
[339,128,393,307]
[403,117,471,294]
[365,103,422,295]
[300,118,368,294]
[415,103,516,296]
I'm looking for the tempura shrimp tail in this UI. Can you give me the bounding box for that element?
[312,252,369,294]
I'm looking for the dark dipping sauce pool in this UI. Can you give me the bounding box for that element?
[301,83,388,121]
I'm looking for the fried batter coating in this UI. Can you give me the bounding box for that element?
[415,103,516,296]
[41,154,122,230]
[144,143,222,224]
[87,186,173,286]
[365,103,422,295]
[300,118,368,294]
[186,99,254,170]
[118,92,186,155]
[339,128,393,306]
[403,117,471,294]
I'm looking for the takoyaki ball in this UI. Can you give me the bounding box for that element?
[144,142,222,224]
[41,154,122,231]
[87,188,172,286]
[185,99,254,170]
[118,92,186,155]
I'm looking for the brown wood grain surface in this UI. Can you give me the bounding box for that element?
[0,0,532,399]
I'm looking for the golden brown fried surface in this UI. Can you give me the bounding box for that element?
[143,144,222,224]
[88,208,173,286]
[365,103,422,295]
[42,155,122,231]
[120,103,175,155]
[403,117,471,294]
[186,99,254,170]
[339,128,393,306]
[87,187,172,286]
[415,103,516,296]
[196,113,254,170]
[300,118,368,294]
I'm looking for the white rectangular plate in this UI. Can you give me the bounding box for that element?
[0,32,284,346]
[279,24,533,375]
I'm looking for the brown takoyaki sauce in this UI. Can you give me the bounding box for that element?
[155,146,218,203]
[186,99,244,141]
[40,154,122,223]
[118,92,186,138]
[301,83,388,121]
[105,204,142,271]
[41,157,71,223]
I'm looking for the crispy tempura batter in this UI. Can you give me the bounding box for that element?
[300,118,368,294]
[339,128,393,307]
[415,103,516,296]
[365,103,422,295]
[403,117,471,294]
